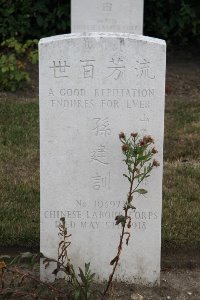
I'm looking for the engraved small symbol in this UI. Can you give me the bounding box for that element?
[103,3,112,12]
[80,59,96,78]
[49,61,70,78]
[90,145,109,165]
[92,172,111,190]
[140,114,149,122]
[107,58,125,80]
[135,59,155,79]
[92,117,111,137]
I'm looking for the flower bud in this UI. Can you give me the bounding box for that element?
[119,132,125,139]
[131,132,138,138]
[153,159,160,167]
[139,140,145,147]
[152,147,158,154]
[127,221,131,229]
[143,135,154,144]
[122,144,129,152]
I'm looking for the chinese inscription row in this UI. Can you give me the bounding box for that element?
[50,58,155,80]
[40,33,166,284]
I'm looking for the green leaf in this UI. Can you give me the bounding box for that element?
[110,255,118,265]
[115,215,126,226]
[52,267,59,275]
[10,255,21,265]
[1,67,7,73]
[73,289,81,300]
[85,262,90,274]
[127,203,136,209]
[78,267,87,285]
[89,273,95,281]
[135,173,144,179]
[134,189,148,195]
[138,154,151,162]
[123,174,131,182]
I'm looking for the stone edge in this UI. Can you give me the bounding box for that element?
[39,32,166,47]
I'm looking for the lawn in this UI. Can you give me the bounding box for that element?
[162,97,200,250]
[0,77,199,251]
[0,100,39,247]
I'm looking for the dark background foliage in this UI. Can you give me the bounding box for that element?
[0,0,199,45]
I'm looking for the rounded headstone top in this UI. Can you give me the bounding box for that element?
[39,32,166,47]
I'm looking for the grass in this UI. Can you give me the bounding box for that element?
[162,162,200,250]
[162,97,200,250]
[0,95,199,251]
[0,100,39,247]
[164,98,200,161]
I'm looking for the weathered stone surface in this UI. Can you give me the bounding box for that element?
[39,32,166,284]
[71,0,144,34]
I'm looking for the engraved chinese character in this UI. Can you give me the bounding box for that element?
[90,145,109,165]
[92,172,110,190]
[80,59,96,78]
[107,58,125,80]
[135,59,155,79]
[140,114,149,122]
[103,3,112,12]
[49,61,70,78]
[92,117,111,136]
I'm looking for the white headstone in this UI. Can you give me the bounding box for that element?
[40,33,166,285]
[71,0,144,34]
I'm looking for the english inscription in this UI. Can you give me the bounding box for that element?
[40,33,166,284]
[44,209,158,231]
[48,88,155,111]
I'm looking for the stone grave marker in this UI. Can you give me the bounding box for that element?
[40,32,166,284]
[71,0,144,34]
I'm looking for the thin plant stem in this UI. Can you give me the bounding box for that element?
[103,167,136,298]
[103,132,159,298]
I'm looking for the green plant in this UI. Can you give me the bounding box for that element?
[0,38,38,91]
[0,0,70,43]
[44,217,97,300]
[0,1,199,46]
[71,263,96,300]
[0,218,97,299]
[0,53,29,91]
[144,0,200,45]
[0,252,63,299]
[103,132,160,297]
